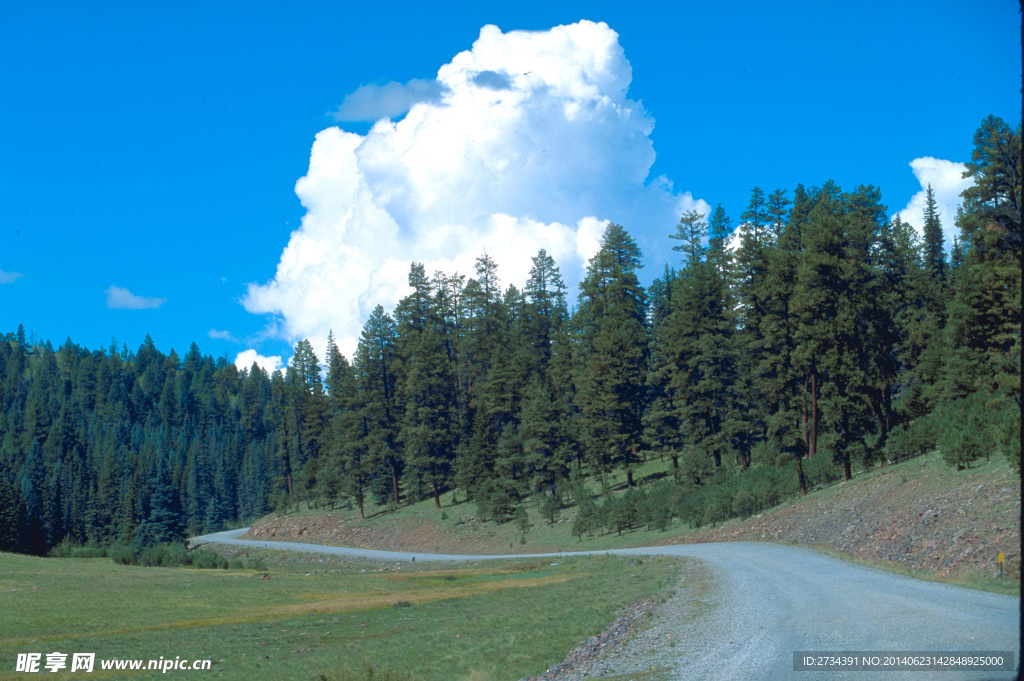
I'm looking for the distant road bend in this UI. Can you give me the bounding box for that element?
[192,528,1020,681]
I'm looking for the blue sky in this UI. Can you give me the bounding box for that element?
[1,1,1019,369]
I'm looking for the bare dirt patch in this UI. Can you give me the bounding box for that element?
[247,509,512,554]
[684,455,1020,584]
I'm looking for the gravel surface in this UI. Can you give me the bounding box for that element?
[193,529,1020,680]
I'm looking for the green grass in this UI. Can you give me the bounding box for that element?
[0,550,682,681]
[251,455,694,555]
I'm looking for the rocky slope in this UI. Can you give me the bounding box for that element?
[685,455,1020,583]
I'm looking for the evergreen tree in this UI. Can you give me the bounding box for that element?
[135,462,184,546]
[354,306,402,505]
[399,325,459,508]
[921,184,946,284]
[573,223,648,485]
[669,209,708,266]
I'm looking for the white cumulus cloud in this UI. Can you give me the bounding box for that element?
[0,270,23,284]
[896,157,974,251]
[105,285,164,310]
[234,349,283,375]
[244,20,708,358]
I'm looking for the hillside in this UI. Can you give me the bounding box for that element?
[248,452,1020,594]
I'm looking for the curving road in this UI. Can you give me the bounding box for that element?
[192,528,1020,680]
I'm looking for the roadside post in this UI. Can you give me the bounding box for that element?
[998,552,1003,580]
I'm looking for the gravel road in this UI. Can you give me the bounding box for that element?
[192,528,1020,680]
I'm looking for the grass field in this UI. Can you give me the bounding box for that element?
[0,550,681,681]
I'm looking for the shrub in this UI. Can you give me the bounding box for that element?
[604,494,636,535]
[803,452,843,489]
[883,413,941,461]
[701,490,730,527]
[994,402,1021,473]
[940,392,996,470]
[514,505,530,543]
[539,492,561,525]
[475,480,518,523]
[189,547,231,569]
[571,497,599,541]
[731,487,756,519]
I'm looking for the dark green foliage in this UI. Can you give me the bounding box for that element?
[571,495,599,541]
[539,491,561,525]
[514,504,530,542]
[0,331,285,555]
[101,541,265,570]
[474,478,518,523]
[573,224,648,480]
[135,467,184,547]
[937,391,1016,470]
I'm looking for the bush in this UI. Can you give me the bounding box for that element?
[475,479,518,523]
[571,497,599,541]
[189,547,231,569]
[701,490,730,527]
[604,493,637,535]
[803,453,843,489]
[514,505,530,542]
[883,413,941,461]
[100,542,264,570]
[539,492,561,525]
[731,487,756,519]
[138,542,188,567]
[940,392,998,470]
[994,403,1020,473]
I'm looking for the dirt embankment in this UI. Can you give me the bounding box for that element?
[686,457,1020,582]
[248,455,1020,584]
[247,511,498,554]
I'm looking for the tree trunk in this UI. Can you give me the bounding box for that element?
[796,454,807,497]
[870,392,889,450]
[841,411,852,481]
[801,397,809,451]
[809,373,818,459]
[626,468,634,487]
[432,480,441,509]
[671,454,679,469]
[882,383,894,434]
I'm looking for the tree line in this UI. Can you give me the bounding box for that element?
[0,115,1018,554]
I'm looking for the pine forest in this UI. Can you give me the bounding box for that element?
[0,115,1019,555]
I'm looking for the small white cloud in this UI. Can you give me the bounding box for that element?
[208,329,239,343]
[896,157,974,250]
[105,285,164,310]
[234,348,283,375]
[0,270,23,284]
[331,78,448,122]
